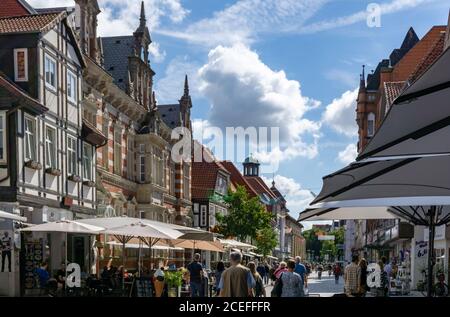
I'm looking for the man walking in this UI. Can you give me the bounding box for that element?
[218,252,255,297]
[187,253,204,297]
[333,262,342,284]
[1,231,12,272]
[294,256,307,293]
[344,255,361,297]
[256,262,266,285]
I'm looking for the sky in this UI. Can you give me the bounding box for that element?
[29,0,450,229]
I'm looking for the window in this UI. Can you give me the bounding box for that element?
[45,126,56,168]
[67,137,77,175]
[209,205,216,228]
[67,70,77,103]
[183,163,190,200]
[45,55,56,90]
[114,129,122,175]
[0,113,5,162]
[24,117,36,161]
[102,117,109,168]
[127,138,134,180]
[367,112,375,137]
[200,205,207,227]
[83,143,93,180]
[216,175,227,195]
[14,48,28,82]
[139,155,145,182]
[193,204,199,227]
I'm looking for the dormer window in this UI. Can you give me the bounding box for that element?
[216,175,227,195]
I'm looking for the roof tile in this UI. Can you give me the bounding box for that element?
[0,12,62,34]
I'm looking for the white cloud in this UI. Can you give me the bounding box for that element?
[322,88,358,137]
[155,56,201,104]
[148,42,166,63]
[156,0,327,47]
[27,0,74,6]
[261,175,315,220]
[338,143,358,164]
[198,44,321,165]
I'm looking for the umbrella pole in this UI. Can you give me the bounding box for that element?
[427,206,436,297]
[138,239,142,277]
[122,238,126,295]
[65,232,68,296]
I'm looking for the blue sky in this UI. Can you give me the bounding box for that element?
[30,0,450,228]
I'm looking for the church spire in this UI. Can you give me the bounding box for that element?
[184,74,190,97]
[359,65,366,91]
[139,1,146,28]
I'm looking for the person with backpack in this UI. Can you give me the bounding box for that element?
[248,262,265,297]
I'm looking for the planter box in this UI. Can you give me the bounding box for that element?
[24,160,42,170]
[45,167,61,176]
[68,174,82,183]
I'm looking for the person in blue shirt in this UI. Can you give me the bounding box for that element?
[187,253,204,297]
[294,256,308,292]
[36,262,50,291]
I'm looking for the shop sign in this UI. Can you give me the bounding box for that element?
[416,241,428,258]
[423,225,446,242]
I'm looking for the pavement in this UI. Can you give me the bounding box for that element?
[265,271,345,297]
[264,271,426,297]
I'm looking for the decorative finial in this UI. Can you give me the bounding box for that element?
[140,1,146,27]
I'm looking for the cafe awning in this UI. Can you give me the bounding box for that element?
[218,239,256,250]
[299,206,399,222]
[357,48,450,162]
[309,155,450,226]
[20,220,104,234]
[106,241,184,251]
[0,210,27,222]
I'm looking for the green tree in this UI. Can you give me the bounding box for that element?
[255,227,278,256]
[216,185,274,241]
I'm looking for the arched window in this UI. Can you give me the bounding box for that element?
[367,113,375,137]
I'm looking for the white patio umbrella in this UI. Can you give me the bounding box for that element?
[21,220,104,292]
[0,210,27,222]
[218,239,257,251]
[77,217,214,290]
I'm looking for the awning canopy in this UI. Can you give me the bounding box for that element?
[106,241,184,251]
[218,239,256,250]
[357,48,450,162]
[0,210,27,222]
[299,206,400,222]
[21,220,104,234]
[310,155,450,226]
[165,239,224,252]
[77,217,214,241]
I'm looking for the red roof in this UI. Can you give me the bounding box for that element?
[220,161,259,198]
[0,0,31,18]
[245,176,277,200]
[384,81,406,106]
[191,143,230,200]
[0,12,63,34]
[408,31,446,84]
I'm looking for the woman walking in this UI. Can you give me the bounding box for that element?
[215,261,225,296]
[248,262,265,297]
[280,260,304,297]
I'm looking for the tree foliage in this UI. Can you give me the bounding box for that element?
[216,185,274,241]
[255,227,278,256]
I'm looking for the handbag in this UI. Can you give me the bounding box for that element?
[271,274,283,297]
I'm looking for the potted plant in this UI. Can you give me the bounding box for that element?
[45,167,62,176]
[25,160,42,170]
[83,180,95,187]
[68,174,82,182]
[165,270,183,297]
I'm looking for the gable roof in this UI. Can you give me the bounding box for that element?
[191,142,230,200]
[0,72,47,114]
[0,12,63,34]
[245,176,278,201]
[101,36,135,91]
[384,81,406,107]
[220,161,259,198]
[0,0,36,18]
[389,27,419,66]
[408,30,446,85]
